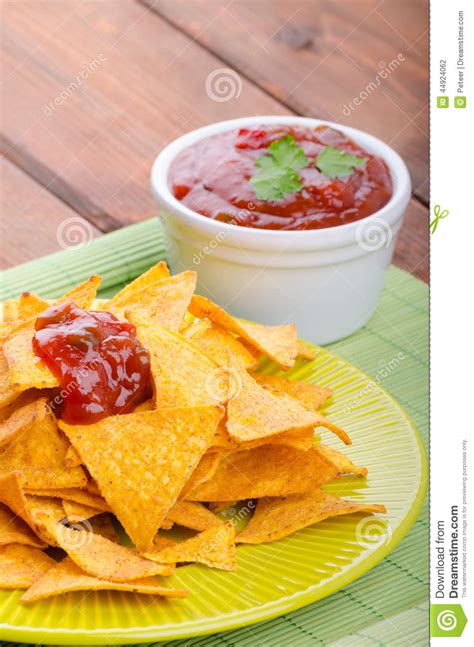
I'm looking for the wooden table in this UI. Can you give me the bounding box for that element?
[1,0,428,282]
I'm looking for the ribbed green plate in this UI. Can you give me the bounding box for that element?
[0,343,427,645]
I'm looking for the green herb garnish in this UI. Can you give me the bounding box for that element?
[315,145,367,178]
[250,135,309,201]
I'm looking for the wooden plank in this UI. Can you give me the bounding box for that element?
[393,200,428,283]
[0,0,427,280]
[147,0,429,202]
[0,0,287,233]
[0,158,101,270]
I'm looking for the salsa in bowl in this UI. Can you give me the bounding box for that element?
[151,116,410,344]
[169,124,393,231]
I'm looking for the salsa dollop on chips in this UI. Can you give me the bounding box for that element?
[33,302,150,424]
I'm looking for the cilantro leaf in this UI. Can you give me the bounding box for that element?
[250,135,309,201]
[315,145,367,178]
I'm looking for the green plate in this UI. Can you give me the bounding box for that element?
[0,340,427,645]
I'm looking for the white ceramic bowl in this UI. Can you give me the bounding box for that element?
[151,116,411,344]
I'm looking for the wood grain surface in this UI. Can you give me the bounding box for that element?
[0,0,428,281]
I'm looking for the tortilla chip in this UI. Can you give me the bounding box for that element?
[129,314,225,407]
[296,339,316,360]
[189,295,298,369]
[18,292,49,319]
[0,389,44,424]
[316,445,368,477]
[2,300,19,323]
[166,501,223,531]
[187,445,339,501]
[143,521,236,571]
[64,445,82,467]
[106,261,170,309]
[25,488,110,512]
[0,398,87,489]
[58,275,101,309]
[0,399,37,449]
[3,322,58,390]
[251,373,332,411]
[111,271,196,331]
[21,557,187,602]
[237,490,386,544]
[0,544,56,589]
[0,348,22,408]
[3,276,101,393]
[226,352,322,442]
[184,319,258,370]
[180,451,223,498]
[0,502,45,548]
[44,520,174,582]
[59,406,224,551]
[133,399,154,413]
[62,500,104,523]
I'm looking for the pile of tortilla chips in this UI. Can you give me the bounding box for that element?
[0,262,385,603]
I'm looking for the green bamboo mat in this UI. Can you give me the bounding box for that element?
[0,218,429,646]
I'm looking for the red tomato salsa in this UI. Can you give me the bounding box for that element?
[169,125,393,231]
[33,302,150,424]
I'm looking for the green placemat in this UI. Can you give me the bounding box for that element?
[0,219,429,646]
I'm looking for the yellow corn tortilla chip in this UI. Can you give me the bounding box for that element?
[133,399,154,413]
[25,488,110,512]
[0,389,45,424]
[143,521,236,571]
[316,445,368,477]
[187,445,339,501]
[237,490,387,544]
[166,501,223,531]
[43,518,175,582]
[88,514,120,543]
[111,271,196,331]
[2,300,19,322]
[0,348,22,408]
[226,352,323,443]
[3,322,58,390]
[62,500,104,523]
[0,398,87,489]
[0,543,56,589]
[296,339,316,360]
[180,451,223,499]
[59,406,224,551]
[0,399,37,449]
[251,373,332,411]
[21,556,187,602]
[129,314,225,407]
[3,276,101,393]
[64,444,82,467]
[106,261,170,309]
[18,292,49,319]
[0,503,45,548]
[189,295,298,369]
[0,472,65,546]
[184,319,258,370]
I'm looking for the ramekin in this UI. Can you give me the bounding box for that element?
[151,116,411,345]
